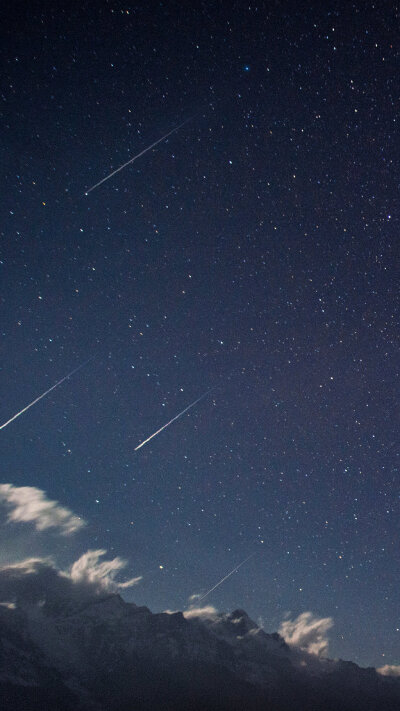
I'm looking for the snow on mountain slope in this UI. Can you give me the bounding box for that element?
[1,593,400,711]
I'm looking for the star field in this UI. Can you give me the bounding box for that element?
[0,0,399,668]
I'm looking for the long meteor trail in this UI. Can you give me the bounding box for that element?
[134,389,213,451]
[197,553,256,602]
[85,119,190,195]
[0,359,92,431]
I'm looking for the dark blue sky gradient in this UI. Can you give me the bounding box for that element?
[1,0,399,668]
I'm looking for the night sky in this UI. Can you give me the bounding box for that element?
[1,0,399,669]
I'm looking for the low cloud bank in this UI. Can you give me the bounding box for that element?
[184,605,218,620]
[0,550,142,609]
[377,665,400,677]
[0,484,85,535]
[279,611,334,657]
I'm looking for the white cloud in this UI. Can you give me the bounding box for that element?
[0,550,142,608]
[69,549,142,591]
[0,484,85,535]
[180,593,219,620]
[279,612,333,657]
[183,605,218,620]
[377,664,400,677]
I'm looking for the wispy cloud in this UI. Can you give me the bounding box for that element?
[279,612,333,657]
[377,665,400,677]
[0,484,85,535]
[69,549,142,591]
[0,550,142,608]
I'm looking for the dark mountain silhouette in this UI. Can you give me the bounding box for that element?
[1,594,399,711]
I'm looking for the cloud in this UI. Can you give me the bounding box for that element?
[0,484,85,535]
[165,595,218,620]
[69,549,142,591]
[0,557,74,607]
[183,605,218,620]
[377,665,400,677]
[177,593,219,620]
[0,551,142,608]
[188,593,203,604]
[279,612,333,657]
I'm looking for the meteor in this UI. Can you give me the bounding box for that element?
[84,119,190,195]
[197,553,256,602]
[134,389,213,451]
[0,359,92,431]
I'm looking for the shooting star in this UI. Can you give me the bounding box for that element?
[85,119,190,195]
[197,553,256,602]
[0,359,92,431]
[134,389,213,451]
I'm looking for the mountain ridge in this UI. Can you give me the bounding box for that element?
[1,593,399,710]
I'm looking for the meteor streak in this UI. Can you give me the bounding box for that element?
[85,119,190,195]
[0,359,92,431]
[134,389,213,451]
[197,553,256,602]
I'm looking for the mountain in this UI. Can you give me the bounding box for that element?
[1,594,400,711]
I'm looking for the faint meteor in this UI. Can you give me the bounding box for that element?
[84,119,190,195]
[197,553,256,602]
[0,359,92,431]
[134,389,213,451]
